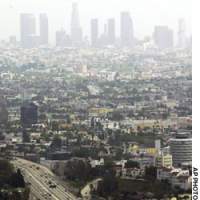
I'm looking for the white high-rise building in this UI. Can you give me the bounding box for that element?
[177,18,187,49]
[20,13,36,48]
[107,18,116,45]
[70,2,83,46]
[170,133,192,167]
[91,18,99,47]
[40,13,49,45]
[120,12,134,47]
[153,26,174,49]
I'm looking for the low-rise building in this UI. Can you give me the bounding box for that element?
[156,153,173,168]
[157,167,191,190]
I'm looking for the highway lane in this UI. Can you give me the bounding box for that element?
[15,160,61,200]
[17,158,76,200]
[12,161,44,200]
[24,169,60,200]
[15,158,76,200]
[22,173,41,200]
[28,165,75,200]
[12,158,78,200]
[21,170,45,200]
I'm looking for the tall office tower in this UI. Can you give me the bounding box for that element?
[170,132,192,167]
[20,13,36,48]
[107,18,116,45]
[70,2,83,46]
[178,18,187,49]
[91,18,99,47]
[120,12,134,47]
[153,26,174,49]
[98,24,108,47]
[56,29,70,47]
[104,23,108,36]
[21,102,38,127]
[56,30,65,47]
[40,13,49,45]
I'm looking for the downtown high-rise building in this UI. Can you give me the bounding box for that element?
[120,12,134,47]
[153,26,174,49]
[70,2,83,47]
[20,14,37,48]
[91,18,99,47]
[107,18,116,45]
[39,13,49,45]
[98,23,108,47]
[177,18,187,49]
[56,29,71,47]
[56,30,66,47]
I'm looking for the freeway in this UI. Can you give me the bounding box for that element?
[12,158,78,200]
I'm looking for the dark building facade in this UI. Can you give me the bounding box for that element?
[21,102,38,127]
[0,97,8,125]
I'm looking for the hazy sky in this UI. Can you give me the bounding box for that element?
[0,0,192,44]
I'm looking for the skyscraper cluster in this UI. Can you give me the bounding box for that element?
[19,3,188,49]
[20,3,135,48]
[55,2,83,48]
[20,13,48,48]
[90,12,134,48]
[91,18,117,47]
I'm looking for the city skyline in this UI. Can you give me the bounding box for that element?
[18,9,176,49]
[0,0,191,44]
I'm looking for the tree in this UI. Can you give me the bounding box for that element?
[111,111,124,121]
[0,160,28,199]
[145,166,157,181]
[51,121,59,131]
[0,132,5,140]
[64,159,92,182]
[51,135,62,149]
[22,130,30,143]
[125,161,140,169]
[10,169,25,188]
[0,160,14,177]
[96,170,118,197]
[0,104,8,125]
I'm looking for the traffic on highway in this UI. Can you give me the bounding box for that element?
[12,158,78,200]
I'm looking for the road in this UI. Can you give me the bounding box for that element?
[12,158,78,200]
[81,178,102,199]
